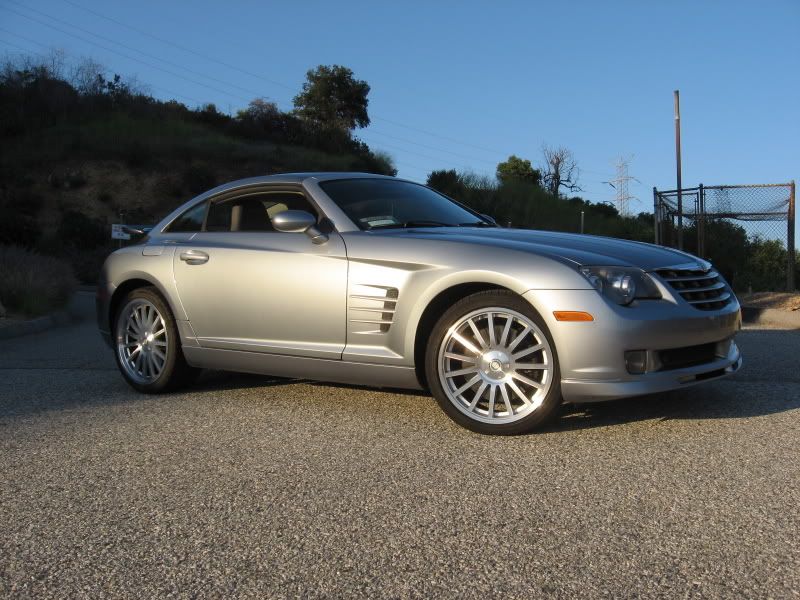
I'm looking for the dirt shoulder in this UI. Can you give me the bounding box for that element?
[738,292,800,312]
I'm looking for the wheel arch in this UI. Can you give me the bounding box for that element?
[413,282,520,389]
[108,275,180,333]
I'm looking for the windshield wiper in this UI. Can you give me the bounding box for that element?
[369,220,453,229]
[458,221,499,228]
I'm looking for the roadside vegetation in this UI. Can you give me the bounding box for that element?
[0,50,795,296]
[0,53,394,285]
[425,167,799,292]
[0,245,77,317]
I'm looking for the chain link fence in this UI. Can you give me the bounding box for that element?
[653,182,796,292]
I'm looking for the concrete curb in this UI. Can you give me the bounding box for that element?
[741,306,800,329]
[0,311,77,340]
[0,291,94,341]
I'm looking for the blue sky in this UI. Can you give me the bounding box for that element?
[1,0,798,218]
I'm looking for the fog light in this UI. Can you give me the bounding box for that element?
[625,350,648,374]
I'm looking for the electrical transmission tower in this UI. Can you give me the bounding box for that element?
[604,156,639,216]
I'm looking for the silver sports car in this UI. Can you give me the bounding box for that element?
[97,173,742,434]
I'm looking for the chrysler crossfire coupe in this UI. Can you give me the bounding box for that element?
[97,173,742,434]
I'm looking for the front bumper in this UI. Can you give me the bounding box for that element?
[523,289,742,404]
[560,339,741,402]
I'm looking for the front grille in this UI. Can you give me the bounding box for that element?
[655,267,732,311]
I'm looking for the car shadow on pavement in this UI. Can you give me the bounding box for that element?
[547,385,799,433]
[179,328,800,434]
[191,370,300,392]
[191,368,800,434]
[3,330,795,431]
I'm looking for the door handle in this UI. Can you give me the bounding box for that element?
[179,250,209,265]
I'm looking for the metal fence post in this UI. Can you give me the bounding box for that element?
[653,187,660,245]
[698,183,704,257]
[789,180,796,291]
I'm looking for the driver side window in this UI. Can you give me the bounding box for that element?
[205,191,317,232]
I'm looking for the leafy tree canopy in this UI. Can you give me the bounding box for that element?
[496,155,541,186]
[293,65,370,131]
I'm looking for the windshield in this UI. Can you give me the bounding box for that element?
[319,178,489,230]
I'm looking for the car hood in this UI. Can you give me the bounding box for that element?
[375,227,705,270]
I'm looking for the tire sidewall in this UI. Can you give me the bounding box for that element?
[425,290,562,435]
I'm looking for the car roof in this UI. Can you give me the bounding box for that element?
[245,172,400,184]
[191,172,409,197]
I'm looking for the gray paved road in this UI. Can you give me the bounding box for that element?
[1,315,798,598]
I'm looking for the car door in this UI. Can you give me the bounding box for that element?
[171,187,348,360]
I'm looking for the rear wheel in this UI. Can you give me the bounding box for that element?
[113,287,199,393]
[425,290,562,434]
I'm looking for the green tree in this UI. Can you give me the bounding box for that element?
[427,169,465,197]
[497,154,542,185]
[238,97,281,123]
[496,155,541,186]
[744,236,788,291]
[293,65,370,131]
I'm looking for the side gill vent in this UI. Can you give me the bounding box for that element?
[349,285,399,333]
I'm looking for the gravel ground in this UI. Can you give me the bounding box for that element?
[0,320,798,598]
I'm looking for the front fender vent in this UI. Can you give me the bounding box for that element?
[349,285,399,333]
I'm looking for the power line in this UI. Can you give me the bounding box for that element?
[58,0,297,93]
[364,128,500,166]
[4,0,288,105]
[52,0,544,160]
[5,0,518,172]
[0,30,206,106]
[5,0,508,176]
[6,0,624,181]
[0,3,259,106]
[357,136,479,170]
[0,36,43,56]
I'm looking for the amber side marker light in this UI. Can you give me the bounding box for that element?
[553,311,594,322]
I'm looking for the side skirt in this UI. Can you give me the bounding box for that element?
[182,347,423,390]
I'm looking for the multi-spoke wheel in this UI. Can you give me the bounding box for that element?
[117,298,169,384]
[113,286,199,393]
[426,290,561,434]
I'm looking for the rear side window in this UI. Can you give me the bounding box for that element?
[166,202,207,232]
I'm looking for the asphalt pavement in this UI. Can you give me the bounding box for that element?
[1,316,798,598]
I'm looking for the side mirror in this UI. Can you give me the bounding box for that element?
[121,225,152,239]
[272,210,329,244]
[480,214,498,226]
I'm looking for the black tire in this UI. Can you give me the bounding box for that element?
[112,286,200,393]
[425,290,562,435]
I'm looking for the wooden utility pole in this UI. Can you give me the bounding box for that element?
[674,90,683,249]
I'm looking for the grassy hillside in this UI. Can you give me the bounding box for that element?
[0,56,395,282]
[3,111,389,225]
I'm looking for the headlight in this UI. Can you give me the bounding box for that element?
[580,266,661,306]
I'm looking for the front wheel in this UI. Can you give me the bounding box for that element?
[425,290,562,435]
[113,286,200,393]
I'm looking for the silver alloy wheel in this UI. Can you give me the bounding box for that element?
[437,307,554,424]
[116,298,169,385]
